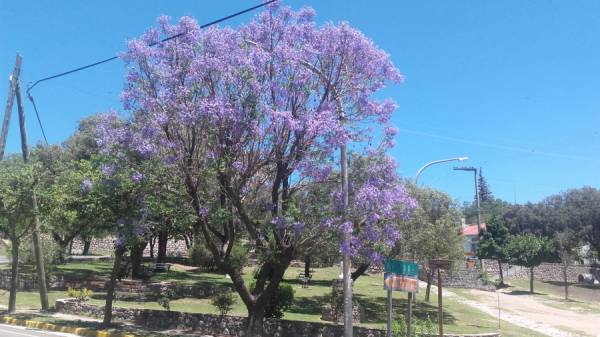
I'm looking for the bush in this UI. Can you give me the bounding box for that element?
[188,241,215,270]
[211,288,236,316]
[249,281,295,319]
[67,287,93,301]
[391,313,436,337]
[392,315,407,337]
[17,238,63,268]
[157,288,175,311]
[229,243,249,269]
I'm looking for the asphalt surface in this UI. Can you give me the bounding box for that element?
[0,324,78,337]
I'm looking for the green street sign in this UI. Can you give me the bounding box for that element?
[384,259,419,277]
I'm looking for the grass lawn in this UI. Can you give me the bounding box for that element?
[0,262,547,337]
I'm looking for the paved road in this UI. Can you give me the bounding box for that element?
[0,324,78,337]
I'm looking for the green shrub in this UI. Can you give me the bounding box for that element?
[249,281,295,319]
[67,287,93,301]
[211,288,236,316]
[17,238,63,267]
[157,288,175,311]
[228,243,248,269]
[390,313,436,337]
[417,314,436,335]
[188,241,214,270]
[392,315,407,337]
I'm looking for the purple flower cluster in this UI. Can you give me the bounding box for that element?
[96,5,414,264]
[81,178,92,193]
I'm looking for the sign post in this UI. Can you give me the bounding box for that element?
[384,259,419,337]
[429,259,452,337]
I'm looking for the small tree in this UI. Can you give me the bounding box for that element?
[211,289,236,316]
[477,215,509,285]
[0,157,34,313]
[554,231,578,300]
[399,184,464,302]
[506,234,549,293]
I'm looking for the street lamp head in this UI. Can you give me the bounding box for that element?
[457,156,469,161]
[453,166,476,172]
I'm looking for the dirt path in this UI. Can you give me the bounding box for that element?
[464,288,600,337]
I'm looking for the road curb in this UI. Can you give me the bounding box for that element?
[1,316,136,337]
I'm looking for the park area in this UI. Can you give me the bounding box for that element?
[1,1,600,337]
[1,257,599,337]
[0,259,561,337]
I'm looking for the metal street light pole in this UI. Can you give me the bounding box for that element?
[246,39,353,336]
[453,166,481,237]
[415,157,469,184]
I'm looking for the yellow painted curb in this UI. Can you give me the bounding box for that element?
[1,316,136,337]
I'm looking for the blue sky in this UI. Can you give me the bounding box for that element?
[1,0,599,205]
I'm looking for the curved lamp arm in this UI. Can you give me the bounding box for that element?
[415,157,469,184]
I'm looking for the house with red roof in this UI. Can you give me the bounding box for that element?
[462,222,486,257]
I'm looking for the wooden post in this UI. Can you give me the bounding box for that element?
[15,68,49,310]
[407,292,413,337]
[437,268,443,337]
[0,54,21,160]
[386,289,392,337]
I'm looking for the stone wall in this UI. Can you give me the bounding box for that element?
[425,262,495,291]
[483,260,600,283]
[56,299,500,337]
[70,237,189,257]
[0,269,223,299]
[55,299,386,337]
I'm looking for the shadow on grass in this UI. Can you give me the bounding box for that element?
[287,295,330,316]
[355,294,446,324]
[283,278,333,288]
[505,290,544,296]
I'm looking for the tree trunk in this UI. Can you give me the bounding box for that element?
[304,255,311,278]
[149,236,156,259]
[157,229,168,264]
[8,235,19,313]
[351,263,370,282]
[425,268,433,302]
[245,263,288,337]
[529,267,534,294]
[498,260,504,286]
[563,264,569,300]
[68,240,74,255]
[103,247,125,327]
[130,241,147,279]
[82,238,92,255]
[246,307,266,337]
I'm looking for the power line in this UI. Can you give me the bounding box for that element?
[23,0,278,144]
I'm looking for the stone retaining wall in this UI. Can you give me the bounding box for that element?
[70,237,189,257]
[55,299,386,337]
[0,269,222,299]
[425,262,495,291]
[56,299,500,337]
[483,260,600,283]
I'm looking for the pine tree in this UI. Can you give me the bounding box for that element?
[478,168,494,203]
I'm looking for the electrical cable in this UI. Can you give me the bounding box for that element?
[24,0,278,143]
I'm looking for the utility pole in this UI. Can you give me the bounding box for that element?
[453,166,481,236]
[0,55,20,160]
[339,99,352,337]
[2,53,49,310]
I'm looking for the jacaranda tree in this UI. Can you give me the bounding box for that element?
[97,4,412,335]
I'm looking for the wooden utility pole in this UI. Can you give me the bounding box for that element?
[0,55,21,160]
[437,268,443,337]
[1,53,49,310]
